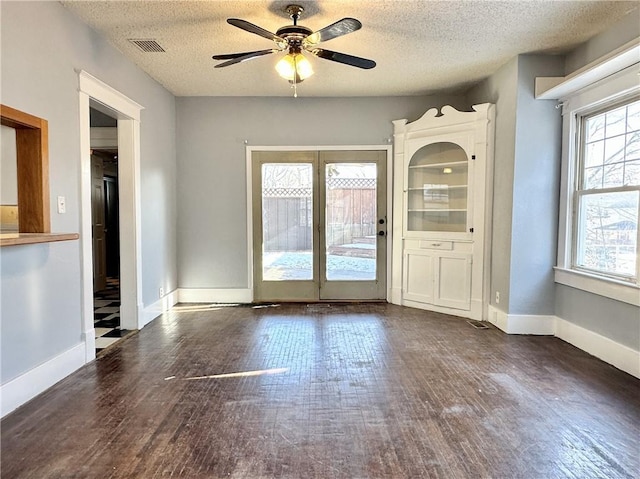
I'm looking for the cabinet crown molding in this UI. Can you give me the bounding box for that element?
[395,104,493,135]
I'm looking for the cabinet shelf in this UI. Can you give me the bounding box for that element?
[409,161,468,169]
[409,208,467,212]
[407,185,467,191]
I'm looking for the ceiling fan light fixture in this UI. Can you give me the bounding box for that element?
[213,5,375,95]
[275,52,313,83]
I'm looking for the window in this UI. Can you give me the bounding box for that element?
[573,98,640,283]
[552,61,640,305]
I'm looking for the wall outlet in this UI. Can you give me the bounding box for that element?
[159,287,165,298]
[495,291,500,304]
[57,196,66,214]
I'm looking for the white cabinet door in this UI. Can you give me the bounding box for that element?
[434,254,471,310]
[403,250,435,304]
[403,249,472,311]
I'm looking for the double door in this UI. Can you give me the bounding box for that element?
[252,150,387,302]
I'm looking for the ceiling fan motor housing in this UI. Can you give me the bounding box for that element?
[212,3,376,76]
[276,25,312,52]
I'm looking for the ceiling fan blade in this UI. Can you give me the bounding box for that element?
[304,18,362,45]
[214,49,277,68]
[213,49,278,61]
[227,18,283,44]
[308,48,376,69]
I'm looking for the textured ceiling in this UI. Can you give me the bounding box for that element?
[61,0,638,97]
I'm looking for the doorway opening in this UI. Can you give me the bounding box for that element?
[79,70,144,363]
[251,149,387,302]
[90,106,130,353]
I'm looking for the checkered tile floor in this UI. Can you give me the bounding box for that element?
[94,278,130,353]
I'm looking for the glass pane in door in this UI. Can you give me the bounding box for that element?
[325,163,377,281]
[262,163,313,281]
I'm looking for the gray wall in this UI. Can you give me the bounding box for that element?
[467,58,518,312]
[467,55,564,316]
[1,2,177,383]
[467,8,639,350]
[564,6,640,74]
[556,285,639,350]
[176,95,468,289]
[555,9,640,350]
[509,55,563,315]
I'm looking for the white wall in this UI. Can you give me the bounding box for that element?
[0,2,176,389]
[176,95,468,290]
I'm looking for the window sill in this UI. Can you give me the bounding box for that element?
[554,267,640,307]
[0,232,79,247]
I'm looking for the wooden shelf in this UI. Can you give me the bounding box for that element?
[0,232,79,247]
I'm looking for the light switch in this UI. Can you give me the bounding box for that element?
[57,196,66,214]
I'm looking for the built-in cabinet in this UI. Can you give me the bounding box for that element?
[391,104,494,320]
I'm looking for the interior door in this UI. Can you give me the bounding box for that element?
[91,155,107,291]
[103,176,120,278]
[253,149,386,302]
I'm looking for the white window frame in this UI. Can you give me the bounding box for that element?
[555,64,640,306]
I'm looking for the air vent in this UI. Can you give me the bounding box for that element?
[128,39,165,53]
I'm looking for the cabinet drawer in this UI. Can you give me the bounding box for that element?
[419,240,453,250]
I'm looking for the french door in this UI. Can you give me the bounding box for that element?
[252,150,387,302]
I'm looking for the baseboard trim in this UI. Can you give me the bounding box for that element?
[486,305,639,378]
[178,288,253,304]
[141,289,179,327]
[1,343,86,418]
[555,318,640,378]
[487,305,556,335]
[82,329,96,362]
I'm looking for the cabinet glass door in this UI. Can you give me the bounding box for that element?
[407,142,468,232]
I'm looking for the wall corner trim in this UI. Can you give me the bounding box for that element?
[487,305,556,335]
[0,343,85,418]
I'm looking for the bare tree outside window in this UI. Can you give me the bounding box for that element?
[575,99,640,280]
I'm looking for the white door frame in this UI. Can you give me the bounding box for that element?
[78,70,144,362]
[246,145,393,303]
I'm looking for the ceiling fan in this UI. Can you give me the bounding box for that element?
[212,4,376,91]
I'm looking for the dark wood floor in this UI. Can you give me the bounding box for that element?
[2,303,639,478]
